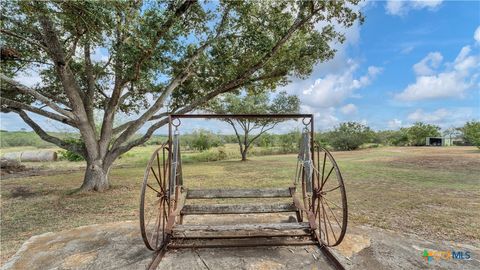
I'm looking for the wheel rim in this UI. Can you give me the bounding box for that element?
[311,143,347,247]
[140,143,171,250]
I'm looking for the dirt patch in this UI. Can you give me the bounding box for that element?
[0,159,29,176]
[387,155,480,171]
[9,186,37,198]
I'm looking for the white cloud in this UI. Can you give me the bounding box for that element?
[407,108,449,122]
[301,61,382,108]
[386,0,443,16]
[406,108,477,128]
[300,105,339,130]
[340,103,358,115]
[388,118,403,129]
[395,40,480,101]
[413,52,443,76]
[475,26,480,44]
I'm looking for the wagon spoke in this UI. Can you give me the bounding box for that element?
[322,200,337,243]
[150,167,162,187]
[144,198,160,223]
[323,185,340,193]
[322,196,342,210]
[321,166,334,189]
[321,152,326,183]
[322,201,329,245]
[150,207,161,246]
[323,197,342,229]
[317,199,322,239]
[146,184,161,194]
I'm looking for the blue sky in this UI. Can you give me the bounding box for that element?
[280,0,480,131]
[1,0,479,134]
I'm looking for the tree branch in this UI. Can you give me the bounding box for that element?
[13,109,84,155]
[0,73,75,118]
[128,0,198,83]
[1,97,76,127]
[0,29,48,52]
[107,3,322,158]
[167,7,320,118]
[227,119,244,154]
[246,123,277,148]
[111,40,210,149]
[34,4,98,159]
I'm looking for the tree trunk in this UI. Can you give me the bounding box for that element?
[241,146,249,161]
[80,159,110,192]
[242,149,247,161]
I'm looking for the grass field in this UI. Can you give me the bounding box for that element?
[1,145,479,264]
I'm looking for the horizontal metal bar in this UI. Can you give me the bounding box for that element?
[170,113,313,119]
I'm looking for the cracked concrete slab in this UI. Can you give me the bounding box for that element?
[2,214,479,270]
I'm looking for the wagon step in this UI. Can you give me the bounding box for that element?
[187,188,292,199]
[169,236,316,248]
[172,222,311,238]
[181,202,297,215]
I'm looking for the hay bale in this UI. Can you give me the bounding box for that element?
[2,151,58,162]
[3,152,21,161]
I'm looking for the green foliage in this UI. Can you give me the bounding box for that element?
[373,130,409,146]
[208,90,300,159]
[279,131,301,153]
[461,121,480,148]
[405,122,441,146]
[0,131,51,148]
[255,133,276,148]
[182,129,224,151]
[327,122,373,151]
[58,139,85,161]
[0,130,77,148]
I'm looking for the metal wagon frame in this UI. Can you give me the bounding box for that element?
[139,114,348,269]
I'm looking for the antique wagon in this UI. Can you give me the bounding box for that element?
[139,114,348,269]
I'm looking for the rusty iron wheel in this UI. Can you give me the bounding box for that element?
[311,143,348,247]
[140,142,172,251]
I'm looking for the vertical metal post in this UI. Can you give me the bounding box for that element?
[310,116,315,192]
[168,115,172,200]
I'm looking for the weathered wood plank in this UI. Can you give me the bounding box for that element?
[174,222,310,232]
[186,188,292,199]
[172,222,311,238]
[169,236,317,248]
[182,203,297,215]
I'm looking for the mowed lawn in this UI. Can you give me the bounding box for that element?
[1,146,479,264]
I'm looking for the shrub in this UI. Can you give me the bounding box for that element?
[461,121,480,148]
[327,122,373,151]
[405,122,440,146]
[58,139,85,161]
[183,129,224,151]
[279,131,301,153]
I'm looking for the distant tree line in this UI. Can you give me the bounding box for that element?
[2,121,479,156]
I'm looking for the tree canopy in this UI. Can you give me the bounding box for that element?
[0,0,363,191]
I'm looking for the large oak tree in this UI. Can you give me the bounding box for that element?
[0,0,363,191]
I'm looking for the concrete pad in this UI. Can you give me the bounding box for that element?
[2,215,479,270]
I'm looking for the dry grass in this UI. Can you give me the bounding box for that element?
[1,146,479,264]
